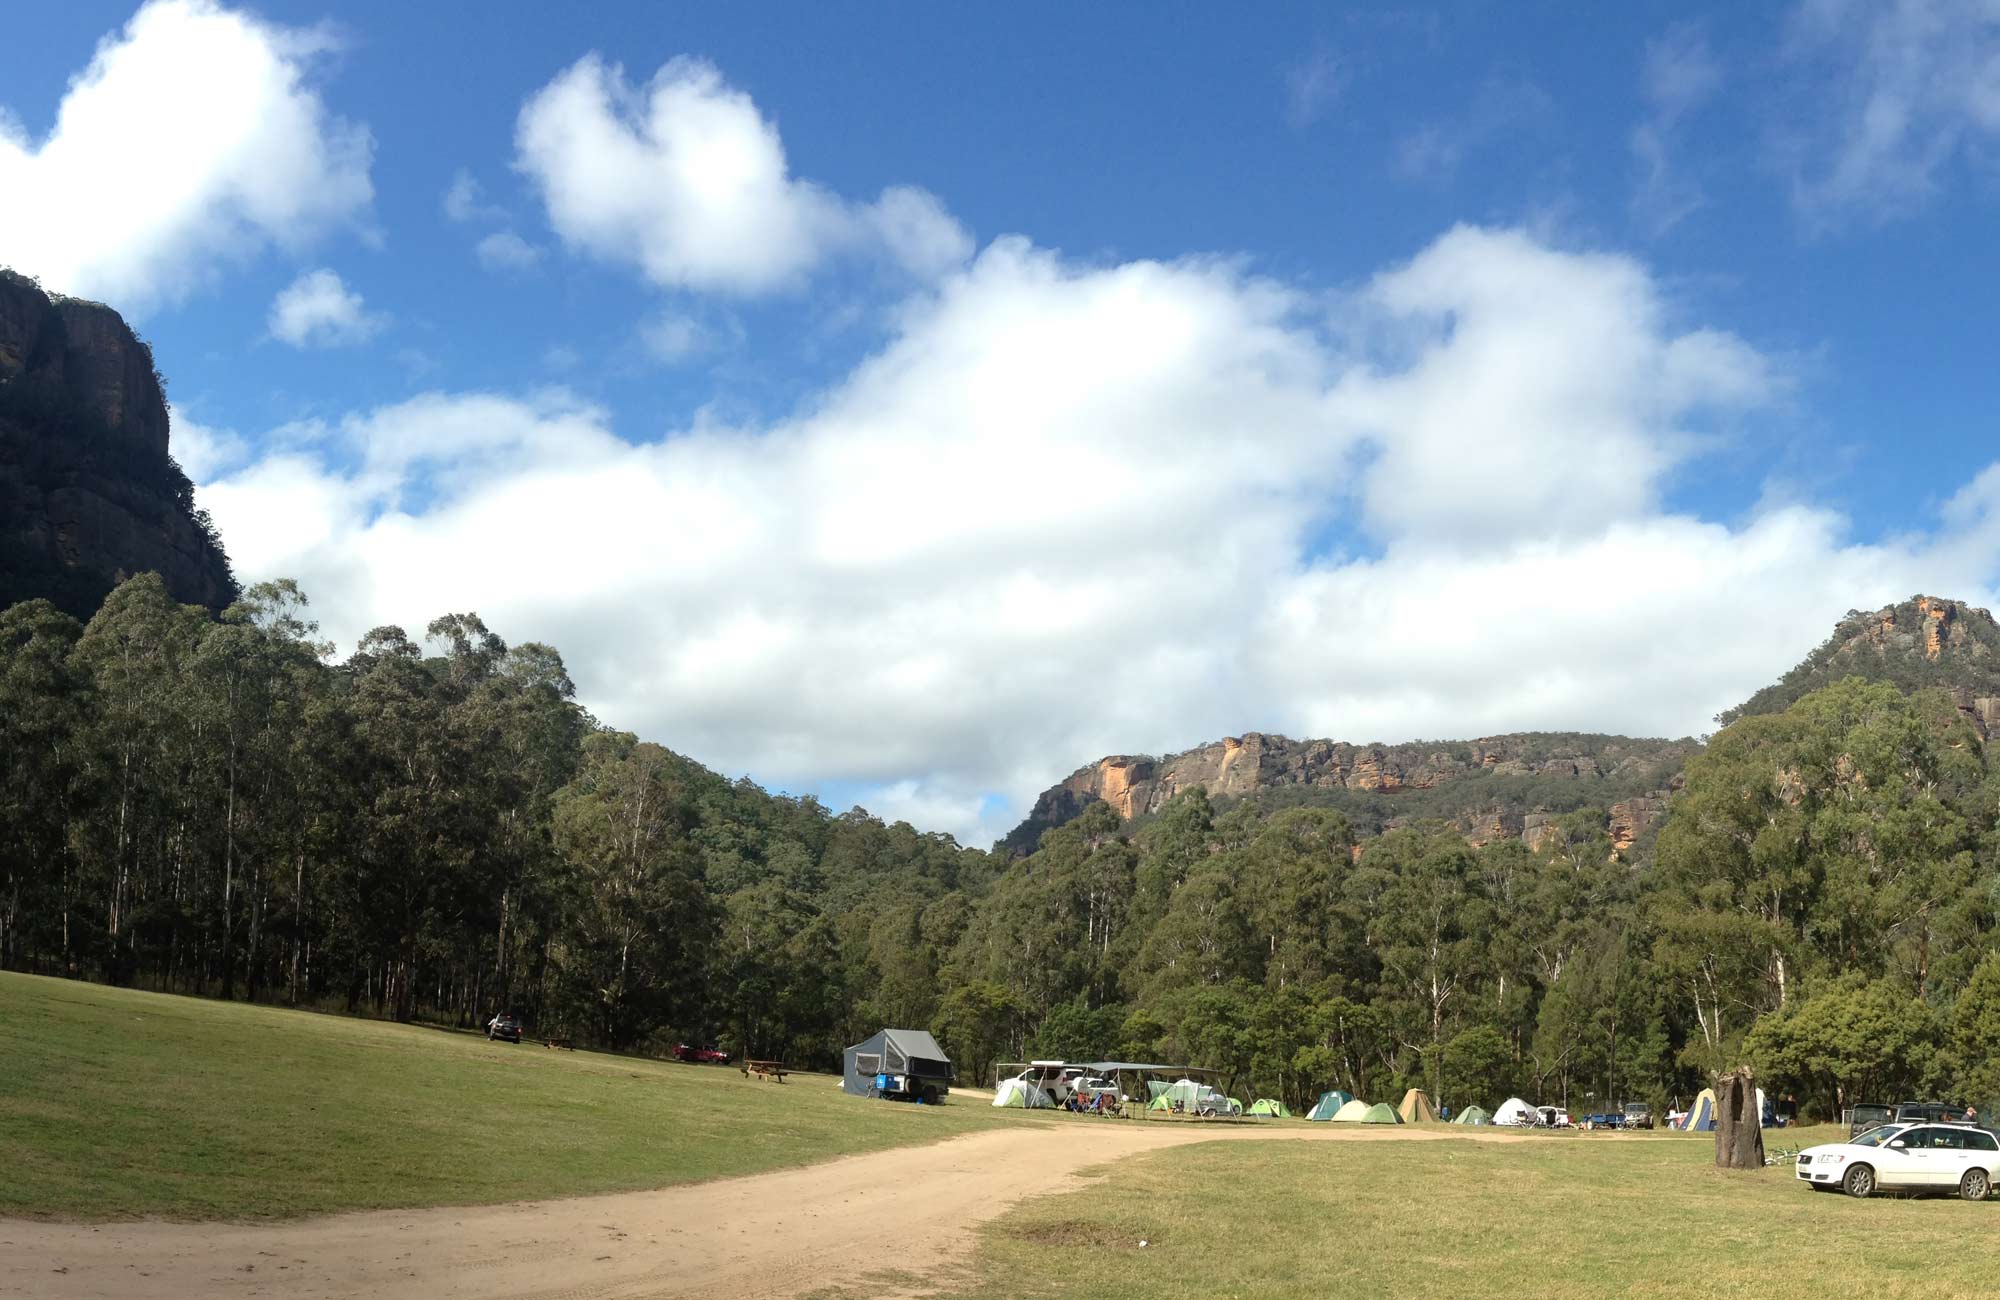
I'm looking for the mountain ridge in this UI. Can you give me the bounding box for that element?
[1002,595,2000,855]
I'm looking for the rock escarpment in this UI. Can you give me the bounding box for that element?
[1003,731,1693,855]
[0,268,234,619]
[1723,596,2000,733]
[1006,596,2000,858]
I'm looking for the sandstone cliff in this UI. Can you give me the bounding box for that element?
[1006,595,2000,858]
[1002,730,1693,855]
[1722,596,2000,732]
[0,268,235,619]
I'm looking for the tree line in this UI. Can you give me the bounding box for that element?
[5,574,1999,1119]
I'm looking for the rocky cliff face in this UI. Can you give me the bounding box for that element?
[1006,595,2000,858]
[1003,730,1694,855]
[1722,596,2000,732]
[0,268,235,619]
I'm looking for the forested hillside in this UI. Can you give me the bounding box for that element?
[0,576,997,1068]
[8,578,2000,1123]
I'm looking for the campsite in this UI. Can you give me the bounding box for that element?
[14,3,2000,1298]
[13,970,1996,1300]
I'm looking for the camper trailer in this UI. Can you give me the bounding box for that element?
[843,1028,955,1103]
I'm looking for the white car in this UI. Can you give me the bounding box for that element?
[1796,1122,1999,1200]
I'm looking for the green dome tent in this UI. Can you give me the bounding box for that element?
[1248,1098,1291,1117]
[1452,1104,1492,1125]
[1358,1102,1403,1124]
[1329,1098,1373,1122]
[1307,1089,1354,1121]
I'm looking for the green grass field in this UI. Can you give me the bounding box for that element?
[0,971,1041,1221]
[932,1130,2000,1300]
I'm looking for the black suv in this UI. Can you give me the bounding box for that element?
[486,1013,523,1043]
[1894,1101,1967,1125]
[1850,1103,1895,1136]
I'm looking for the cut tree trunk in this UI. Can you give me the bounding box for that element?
[1715,1067,1765,1170]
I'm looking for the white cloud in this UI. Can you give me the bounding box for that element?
[196,226,2000,846]
[268,268,383,347]
[166,406,248,480]
[475,230,542,270]
[1630,23,1722,234]
[0,0,372,311]
[639,311,706,362]
[637,304,743,364]
[443,168,506,224]
[1284,45,1347,128]
[515,55,971,294]
[1394,77,1555,184]
[1783,0,2000,223]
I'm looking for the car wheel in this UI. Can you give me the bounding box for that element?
[1961,1169,1991,1202]
[1843,1164,1876,1199]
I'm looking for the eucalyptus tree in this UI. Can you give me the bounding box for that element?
[0,600,87,970]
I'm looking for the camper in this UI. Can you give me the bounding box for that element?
[842,1028,954,1103]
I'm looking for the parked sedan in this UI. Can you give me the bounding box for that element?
[486,1013,523,1043]
[1796,1123,1998,1200]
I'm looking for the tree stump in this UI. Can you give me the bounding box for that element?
[1715,1068,1765,1170]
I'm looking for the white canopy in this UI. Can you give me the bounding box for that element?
[1492,1096,1538,1126]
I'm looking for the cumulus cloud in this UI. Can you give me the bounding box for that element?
[515,55,972,293]
[0,0,372,310]
[1783,0,2000,223]
[166,407,248,480]
[268,268,383,347]
[197,226,2000,846]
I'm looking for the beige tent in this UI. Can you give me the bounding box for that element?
[1329,1098,1373,1122]
[1398,1088,1439,1123]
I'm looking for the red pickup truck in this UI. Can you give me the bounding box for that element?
[672,1044,729,1064]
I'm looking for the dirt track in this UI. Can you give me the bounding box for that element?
[0,1122,1514,1300]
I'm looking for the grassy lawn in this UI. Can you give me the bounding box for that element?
[936,1129,2000,1300]
[0,971,1041,1222]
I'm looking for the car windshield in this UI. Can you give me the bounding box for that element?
[1849,1125,1907,1147]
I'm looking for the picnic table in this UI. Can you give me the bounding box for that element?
[741,1059,789,1083]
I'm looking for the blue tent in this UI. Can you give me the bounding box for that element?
[1307,1089,1354,1122]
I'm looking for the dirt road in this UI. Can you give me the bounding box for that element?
[0,1122,1496,1300]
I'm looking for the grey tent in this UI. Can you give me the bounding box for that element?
[843,1028,955,1102]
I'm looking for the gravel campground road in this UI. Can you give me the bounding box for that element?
[0,1122,1516,1300]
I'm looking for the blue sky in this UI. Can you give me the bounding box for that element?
[6,1,2000,844]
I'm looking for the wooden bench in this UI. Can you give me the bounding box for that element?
[543,1036,576,1051]
[742,1059,789,1083]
